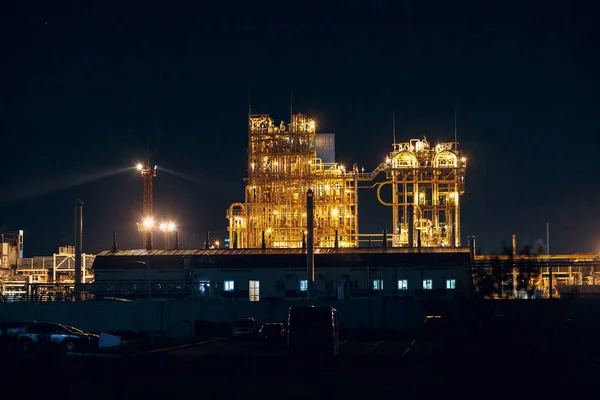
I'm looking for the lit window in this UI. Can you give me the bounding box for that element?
[224,281,234,291]
[446,279,456,289]
[300,280,308,291]
[249,280,260,301]
[398,280,408,290]
[372,280,383,291]
[423,279,433,290]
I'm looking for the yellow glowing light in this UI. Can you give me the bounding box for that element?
[332,208,339,217]
[136,163,143,170]
[167,222,176,231]
[159,223,167,231]
[460,156,467,163]
[143,217,154,229]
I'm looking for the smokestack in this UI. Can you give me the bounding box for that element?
[261,231,266,249]
[205,230,210,249]
[334,230,339,249]
[146,232,153,251]
[164,231,171,250]
[407,204,414,248]
[112,232,118,253]
[306,189,315,301]
[512,234,517,260]
[382,229,387,248]
[468,235,476,263]
[174,231,180,250]
[74,198,83,301]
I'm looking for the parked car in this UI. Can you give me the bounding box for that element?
[232,318,257,339]
[15,322,99,353]
[287,306,340,357]
[0,321,36,342]
[258,322,285,346]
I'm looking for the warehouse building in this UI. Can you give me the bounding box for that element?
[91,248,472,301]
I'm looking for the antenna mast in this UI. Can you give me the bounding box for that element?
[454,108,458,149]
[290,88,293,124]
[392,110,396,145]
[248,85,252,115]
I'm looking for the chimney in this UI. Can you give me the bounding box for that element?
[468,235,476,263]
[112,232,118,253]
[306,189,315,301]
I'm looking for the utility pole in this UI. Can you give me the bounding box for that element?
[306,189,315,301]
[74,198,83,302]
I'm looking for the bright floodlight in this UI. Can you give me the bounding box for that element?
[167,222,176,231]
[136,163,143,171]
[159,223,167,231]
[143,217,154,229]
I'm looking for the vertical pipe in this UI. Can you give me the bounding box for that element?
[146,232,153,251]
[174,231,180,250]
[112,233,118,253]
[512,234,517,297]
[307,189,315,301]
[74,198,83,301]
[455,199,460,247]
[467,235,476,264]
[546,222,550,255]
[382,229,387,248]
[407,204,414,248]
[353,164,359,246]
[261,231,266,250]
[205,230,210,249]
[334,230,339,249]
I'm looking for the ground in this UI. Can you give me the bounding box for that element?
[4,318,600,398]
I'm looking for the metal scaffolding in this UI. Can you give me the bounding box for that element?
[361,138,467,247]
[15,247,95,284]
[226,111,467,249]
[227,113,359,249]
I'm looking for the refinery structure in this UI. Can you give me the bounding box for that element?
[3,106,600,304]
[227,113,359,249]
[226,111,467,249]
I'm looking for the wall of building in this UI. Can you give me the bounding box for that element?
[95,264,469,301]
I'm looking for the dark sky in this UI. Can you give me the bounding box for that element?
[1,1,599,256]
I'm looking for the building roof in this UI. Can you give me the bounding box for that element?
[92,247,470,270]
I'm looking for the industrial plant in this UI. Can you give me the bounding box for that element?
[0,107,599,305]
[226,112,467,249]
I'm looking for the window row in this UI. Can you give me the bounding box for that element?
[373,279,456,291]
[225,280,261,301]
[222,278,457,301]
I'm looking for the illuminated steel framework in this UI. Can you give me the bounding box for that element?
[227,113,359,249]
[361,138,467,247]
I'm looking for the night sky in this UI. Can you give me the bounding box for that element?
[2,1,598,256]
